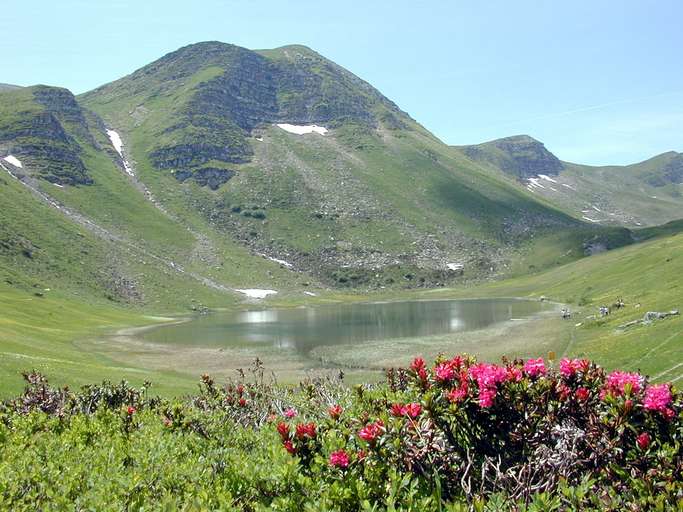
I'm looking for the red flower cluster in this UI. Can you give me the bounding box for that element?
[411,357,429,383]
[560,358,590,378]
[643,384,674,418]
[469,363,509,408]
[358,420,384,442]
[296,422,317,439]
[328,449,350,468]
[126,406,136,416]
[328,404,343,420]
[636,432,651,450]
[390,402,422,419]
[284,407,297,418]
[602,371,643,398]
[523,358,547,378]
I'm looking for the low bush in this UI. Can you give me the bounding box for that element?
[0,355,680,510]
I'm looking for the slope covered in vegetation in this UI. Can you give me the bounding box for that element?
[0,354,680,510]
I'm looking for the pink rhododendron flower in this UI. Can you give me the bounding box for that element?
[410,357,426,372]
[505,366,523,382]
[557,383,571,401]
[295,422,316,439]
[358,420,384,442]
[276,422,289,440]
[560,358,591,377]
[603,371,643,397]
[284,408,297,418]
[524,358,546,377]
[447,386,468,403]
[636,432,651,450]
[328,405,343,420]
[283,440,296,454]
[478,387,497,408]
[575,387,590,401]
[469,363,507,388]
[468,363,507,408]
[391,403,405,417]
[643,384,672,413]
[404,403,422,419]
[329,449,350,468]
[126,406,136,415]
[434,362,455,382]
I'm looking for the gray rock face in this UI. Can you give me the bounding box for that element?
[462,135,565,180]
[646,153,683,187]
[0,86,93,185]
[86,42,408,181]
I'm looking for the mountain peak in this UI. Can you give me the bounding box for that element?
[459,134,564,180]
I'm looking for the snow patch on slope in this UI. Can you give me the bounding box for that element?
[106,129,134,176]
[276,124,328,135]
[538,174,557,183]
[3,155,23,168]
[527,177,545,189]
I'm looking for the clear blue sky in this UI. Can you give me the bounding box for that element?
[2,0,682,165]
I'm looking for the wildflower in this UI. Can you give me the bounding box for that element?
[284,408,297,418]
[469,363,507,388]
[559,358,575,377]
[404,403,422,419]
[328,404,343,420]
[238,397,247,407]
[329,449,350,468]
[434,362,455,382]
[557,383,571,401]
[447,386,468,403]
[636,432,651,450]
[126,406,136,416]
[604,371,643,396]
[236,384,244,396]
[624,399,633,413]
[478,387,497,408]
[643,384,672,413]
[505,366,523,382]
[162,417,172,428]
[559,358,589,378]
[575,387,590,401]
[390,403,406,417]
[417,367,429,383]
[276,422,289,440]
[283,440,296,454]
[358,420,384,442]
[295,422,316,439]
[410,357,426,372]
[524,358,547,378]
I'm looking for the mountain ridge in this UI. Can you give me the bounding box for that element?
[0,41,636,308]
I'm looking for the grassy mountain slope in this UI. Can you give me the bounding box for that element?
[79,42,627,289]
[457,136,683,227]
[419,228,683,381]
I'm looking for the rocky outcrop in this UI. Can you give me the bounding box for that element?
[0,86,94,185]
[645,153,683,187]
[461,135,565,180]
[83,42,410,186]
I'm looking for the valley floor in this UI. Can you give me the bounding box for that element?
[1,230,682,397]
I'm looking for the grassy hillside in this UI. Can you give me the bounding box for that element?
[457,136,683,228]
[79,42,627,289]
[418,230,683,381]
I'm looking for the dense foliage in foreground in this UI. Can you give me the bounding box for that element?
[0,355,681,511]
